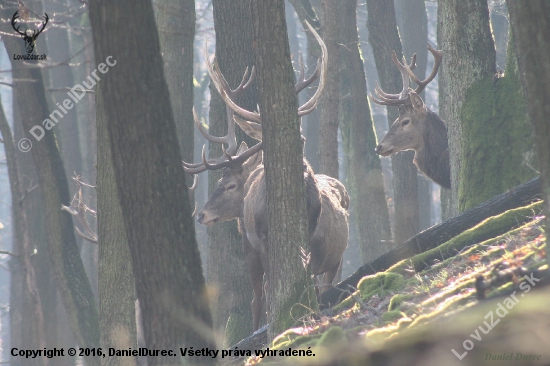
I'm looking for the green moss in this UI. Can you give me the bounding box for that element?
[387,201,543,274]
[318,326,346,347]
[389,294,413,311]
[334,272,406,312]
[381,310,406,323]
[458,67,536,212]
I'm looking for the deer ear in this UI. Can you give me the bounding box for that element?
[236,141,249,155]
[409,91,425,111]
[242,150,262,173]
[235,116,263,141]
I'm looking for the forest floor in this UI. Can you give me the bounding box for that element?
[232,201,549,366]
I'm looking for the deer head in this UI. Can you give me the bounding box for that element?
[371,44,443,156]
[11,11,49,54]
[183,21,326,226]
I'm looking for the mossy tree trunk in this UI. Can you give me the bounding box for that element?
[0,4,100,365]
[250,0,316,341]
[96,91,138,366]
[437,0,496,216]
[366,0,420,246]
[457,32,536,212]
[88,1,215,364]
[208,0,258,345]
[507,0,550,260]
[339,0,392,264]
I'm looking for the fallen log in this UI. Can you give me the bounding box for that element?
[321,176,542,307]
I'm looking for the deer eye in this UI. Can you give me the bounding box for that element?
[226,184,237,191]
[402,119,410,126]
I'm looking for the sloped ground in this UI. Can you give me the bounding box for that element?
[236,202,549,366]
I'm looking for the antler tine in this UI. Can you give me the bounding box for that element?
[205,41,262,123]
[298,21,327,114]
[295,51,320,94]
[391,51,411,100]
[370,52,417,106]
[11,11,25,36]
[201,141,264,171]
[408,43,443,95]
[34,13,49,37]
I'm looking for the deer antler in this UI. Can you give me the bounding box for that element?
[371,43,442,106]
[11,11,26,36]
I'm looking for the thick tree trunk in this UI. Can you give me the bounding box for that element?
[318,0,340,179]
[96,91,138,366]
[250,0,315,340]
[507,0,550,260]
[339,0,392,264]
[437,0,496,216]
[366,0,420,246]
[88,1,215,364]
[0,5,100,365]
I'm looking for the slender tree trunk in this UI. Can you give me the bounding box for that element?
[88,1,215,364]
[339,0,392,263]
[250,0,316,340]
[395,0,432,231]
[437,0,496,216]
[318,0,340,179]
[507,0,550,260]
[288,0,321,172]
[0,5,100,365]
[366,0,419,246]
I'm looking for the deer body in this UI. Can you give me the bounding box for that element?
[186,22,348,331]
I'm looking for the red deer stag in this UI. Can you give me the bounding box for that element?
[371,44,450,189]
[183,22,348,331]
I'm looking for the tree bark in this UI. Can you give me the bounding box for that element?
[250,0,315,340]
[366,0,420,246]
[507,0,550,261]
[96,91,138,366]
[88,1,215,364]
[339,0,392,264]
[437,0,496,216]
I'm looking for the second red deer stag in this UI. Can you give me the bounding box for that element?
[183,22,349,331]
[371,44,450,189]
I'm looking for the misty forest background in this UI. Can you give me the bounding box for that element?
[0,0,549,365]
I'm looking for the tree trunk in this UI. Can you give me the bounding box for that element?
[507,0,550,260]
[437,0,496,216]
[96,91,138,366]
[88,1,215,364]
[318,0,340,179]
[0,4,100,365]
[395,0,432,231]
[250,0,315,340]
[208,0,258,345]
[339,0,392,264]
[366,0,420,246]
[1,97,47,366]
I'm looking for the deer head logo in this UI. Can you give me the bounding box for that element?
[11,11,49,54]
